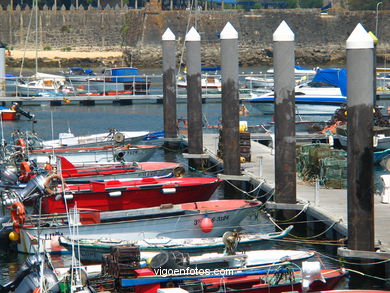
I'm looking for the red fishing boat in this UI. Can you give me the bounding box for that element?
[57,156,185,181]
[120,265,347,293]
[40,176,222,213]
[0,106,18,120]
[17,156,185,183]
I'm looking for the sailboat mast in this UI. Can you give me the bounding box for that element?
[35,0,38,74]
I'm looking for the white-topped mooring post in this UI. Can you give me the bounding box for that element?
[162,28,178,148]
[0,43,5,100]
[185,27,203,169]
[220,22,240,178]
[273,21,296,204]
[346,23,375,252]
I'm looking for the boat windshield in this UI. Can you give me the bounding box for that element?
[306,81,338,88]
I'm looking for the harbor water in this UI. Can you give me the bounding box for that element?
[0,101,390,290]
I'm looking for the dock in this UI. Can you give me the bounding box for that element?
[195,132,390,260]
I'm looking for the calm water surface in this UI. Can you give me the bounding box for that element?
[0,102,389,290]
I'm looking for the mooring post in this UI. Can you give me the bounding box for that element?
[273,21,296,204]
[220,22,240,196]
[185,27,203,169]
[0,43,5,100]
[346,23,375,252]
[162,28,178,149]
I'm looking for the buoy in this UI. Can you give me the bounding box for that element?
[200,216,213,233]
[9,231,19,241]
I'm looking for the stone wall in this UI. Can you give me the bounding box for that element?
[1,7,389,67]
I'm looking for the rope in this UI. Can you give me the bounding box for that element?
[262,203,309,224]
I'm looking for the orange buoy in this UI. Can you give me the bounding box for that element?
[200,216,213,233]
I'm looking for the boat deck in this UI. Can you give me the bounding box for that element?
[199,133,390,260]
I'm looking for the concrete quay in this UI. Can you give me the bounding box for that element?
[199,133,390,260]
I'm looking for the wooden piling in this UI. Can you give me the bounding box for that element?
[185,27,203,169]
[220,22,240,197]
[162,28,178,149]
[346,23,375,252]
[273,21,296,204]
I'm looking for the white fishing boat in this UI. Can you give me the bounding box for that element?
[58,225,294,262]
[13,199,261,254]
[145,249,315,269]
[19,129,149,149]
[27,144,159,164]
[177,75,222,92]
[17,72,73,97]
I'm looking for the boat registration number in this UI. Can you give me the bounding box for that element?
[193,215,229,226]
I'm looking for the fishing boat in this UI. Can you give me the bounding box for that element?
[57,156,185,183]
[68,67,152,95]
[0,103,35,121]
[15,155,184,184]
[24,143,159,165]
[16,72,74,97]
[58,226,294,262]
[119,262,347,293]
[177,67,222,92]
[336,124,390,151]
[37,175,222,213]
[15,129,149,149]
[247,68,347,115]
[12,199,260,254]
[0,105,18,120]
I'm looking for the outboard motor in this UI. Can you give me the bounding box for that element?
[12,103,35,121]
[0,254,60,293]
[13,174,47,202]
[0,165,19,186]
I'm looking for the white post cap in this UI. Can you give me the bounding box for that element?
[185,27,201,42]
[162,28,176,41]
[273,20,294,42]
[220,22,238,40]
[346,23,374,49]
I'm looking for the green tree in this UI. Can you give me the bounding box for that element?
[300,0,322,8]
[349,0,380,10]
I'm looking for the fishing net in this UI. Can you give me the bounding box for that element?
[297,144,347,189]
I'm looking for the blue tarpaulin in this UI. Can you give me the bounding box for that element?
[312,68,347,97]
[321,1,332,11]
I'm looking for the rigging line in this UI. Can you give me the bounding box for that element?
[345,268,390,281]
[223,178,267,199]
[265,210,340,240]
[316,251,390,266]
[271,238,346,246]
[19,2,35,77]
[262,203,309,223]
[177,0,196,75]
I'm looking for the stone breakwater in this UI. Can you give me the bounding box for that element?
[2,8,389,68]
[6,44,385,69]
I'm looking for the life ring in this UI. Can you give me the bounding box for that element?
[19,161,32,182]
[44,174,66,195]
[9,201,26,233]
